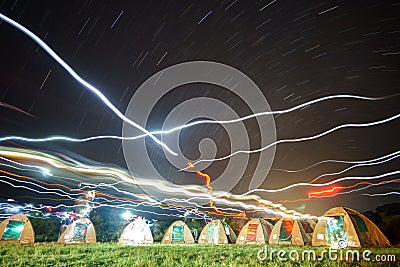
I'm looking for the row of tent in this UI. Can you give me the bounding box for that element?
[0,207,391,247]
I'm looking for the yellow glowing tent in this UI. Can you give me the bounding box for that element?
[312,207,390,248]
[236,218,273,245]
[161,220,194,244]
[269,218,316,245]
[57,218,96,244]
[198,219,237,244]
[119,218,153,245]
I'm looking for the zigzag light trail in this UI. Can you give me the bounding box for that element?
[278,179,400,203]
[1,156,53,175]
[0,159,217,214]
[0,11,398,173]
[0,115,399,217]
[0,13,177,156]
[243,170,400,195]
[0,201,210,221]
[363,192,400,197]
[1,94,397,145]
[271,150,400,174]
[308,179,400,199]
[154,94,397,133]
[0,175,244,219]
[187,162,222,214]
[0,170,227,218]
[309,151,400,183]
[0,162,160,204]
[0,146,317,219]
[0,177,79,200]
[0,16,398,149]
[259,152,400,200]
[192,113,400,166]
[0,153,245,218]
[3,9,395,217]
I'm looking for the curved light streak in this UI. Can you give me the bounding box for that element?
[243,170,400,195]
[362,192,400,197]
[271,150,400,173]
[1,94,398,145]
[193,113,400,166]
[0,13,177,156]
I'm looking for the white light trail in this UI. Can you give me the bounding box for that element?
[242,170,400,195]
[0,94,393,145]
[192,113,400,166]
[362,192,400,197]
[310,151,400,183]
[272,150,400,173]
[0,13,177,156]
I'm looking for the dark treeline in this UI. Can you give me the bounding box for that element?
[364,203,400,246]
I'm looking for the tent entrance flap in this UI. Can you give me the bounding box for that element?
[72,223,89,241]
[1,220,25,241]
[246,224,258,241]
[208,223,219,244]
[223,223,231,236]
[172,225,184,242]
[326,216,347,245]
[280,220,294,241]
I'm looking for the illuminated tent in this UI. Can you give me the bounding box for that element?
[119,217,153,245]
[269,218,316,245]
[57,218,96,244]
[236,218,273,245]
[0,214,34,244]
[312,207,390,248]
[161,220,194,244]
[198,219,237,244]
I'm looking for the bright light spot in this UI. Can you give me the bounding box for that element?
[15,225,25,232]
[121,210,133,220]
[41,168,52,176]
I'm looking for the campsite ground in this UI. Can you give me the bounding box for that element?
[0,243,399,267]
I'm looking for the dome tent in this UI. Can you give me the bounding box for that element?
[161,220,194,244]
[119,217,153,245]
[236,218,273,245]
[312,207,390,248]
[269,218,316,245]
[0,214,34,244]
[198,219,237,244]
[58,217,96,244]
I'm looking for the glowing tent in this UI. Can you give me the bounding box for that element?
[57,218,96,244]
[161,220,194,244]
[0,214,34,244]
[119,217,153,245]
[312,207,390,248]
[198,219,237,244]
[236,218,273,245]
[269,218,316,245]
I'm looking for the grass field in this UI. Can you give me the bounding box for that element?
[0,243,399,267]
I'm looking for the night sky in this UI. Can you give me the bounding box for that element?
[0,1,399,216]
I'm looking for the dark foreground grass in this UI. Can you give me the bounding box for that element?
[0,243,399,267]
